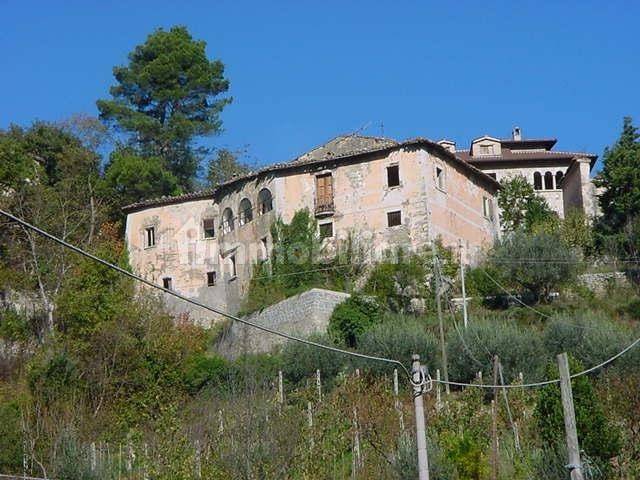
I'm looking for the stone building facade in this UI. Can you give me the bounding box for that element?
[123,135,500,319]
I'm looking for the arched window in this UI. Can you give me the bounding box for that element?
[238,198,253,226]
[258,188,273,214]
[555,171,564,188]
[544,171,554,190]
[533,172,542,190]
[222,207,234,234]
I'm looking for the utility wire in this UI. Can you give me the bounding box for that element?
[0,209,412,379]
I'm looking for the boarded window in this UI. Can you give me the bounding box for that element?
[162,277,172,290]
[207,271,217,286]
[387,165,400,187]
[319,222,333,238]
[145,226,155,247]
[387,210,402,227]
[203,218,215,238]
[315,174,333,207]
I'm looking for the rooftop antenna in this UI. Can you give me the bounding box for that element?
[380,121,384,137]
[350,121,372,137]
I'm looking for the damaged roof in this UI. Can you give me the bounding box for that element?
[122,134,499,213]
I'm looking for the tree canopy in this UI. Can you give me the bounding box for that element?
[497,175,558,232]
[595,116,640,233]
[97,26,231,189]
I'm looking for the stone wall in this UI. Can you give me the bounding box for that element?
[578,271,628,293]
[216,288,351,359]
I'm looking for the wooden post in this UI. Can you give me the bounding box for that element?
[90,442,97,472]
[459,240,469,328]
[307,401,314,448]
[352,407,362,476]
[491,356,499,480]
[435,369,442,411]
[316,369,322,403]
[557,353,584,480]
[411,354,430,480]
[218,409,224,434]
[393,368,405,432]
[278,370,284,406]
[195,440,202,479]
[431,242,450,394]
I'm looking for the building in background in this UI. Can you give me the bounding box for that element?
[450,127,598,218]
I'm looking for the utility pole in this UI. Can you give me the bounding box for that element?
[459,240,469,328]
[431,242,449,394]
[411,354,430,480]
[557,353,584,480]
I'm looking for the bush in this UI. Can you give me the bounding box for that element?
[0,400,23,472]
[447,321,545,383]
[357,316,438,374]
[328,294,381,347]
[535,357,621,465]
[281,334,347,386]
[489,231,579,302]
[543,313,629,369]
[182,353,228,393]
[0,308,30,341]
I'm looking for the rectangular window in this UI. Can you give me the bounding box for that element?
[387,210,402,227]
[229,254,237,279]
[162,277,172,290]
[480,144,494,155]
[436,167,445,190]
[203,218,215,238]
[483,196,493,219]
[387,165,400,187]
[319,222,333,238]
[487,172,497,180]
[145,226,155,248]
[207,271,217,286]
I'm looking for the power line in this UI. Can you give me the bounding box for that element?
[0,209,411,379]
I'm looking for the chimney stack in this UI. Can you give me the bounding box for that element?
[512,126,522,141]
[437,139,456,153]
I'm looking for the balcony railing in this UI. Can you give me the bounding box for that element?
[314,197,335,216]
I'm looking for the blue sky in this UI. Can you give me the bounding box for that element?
[1,0,639,171]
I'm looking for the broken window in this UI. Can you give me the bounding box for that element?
[207,271,217,286]
[387,165,400,187]
[387,210,402,227]
[258,188,273,214]
[319,222,333,238]
[436,166,446,191]
[203,218,215,238]
[239,198,253,225]
[162,277,172,290]
[145,226,155,247]
[229,254,237,279]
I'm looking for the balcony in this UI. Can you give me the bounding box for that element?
[314,197,335,217]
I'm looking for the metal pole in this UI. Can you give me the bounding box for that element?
[411,354,430,480]
[431,242,450,394]
[459,240,469,328]
[557,353,584,480]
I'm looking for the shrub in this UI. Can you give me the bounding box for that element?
[281,334,347,386]
[535,357,621,465]
[0,400,23,472]
[464,264,510,308]
[447,321,545,383]
[182,353,228,393]
[0,308,30,341]
[328,294,381,347]
[543,313,629,369]
[357,316,438,374]
[489,231,578,302]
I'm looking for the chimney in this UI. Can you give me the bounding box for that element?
[512,126,522,141]
[437,139,456,153]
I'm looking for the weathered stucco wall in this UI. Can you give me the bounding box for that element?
[216,288,350,359]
